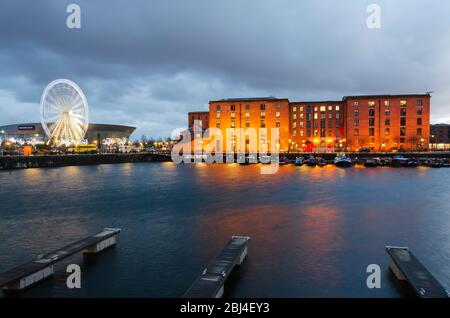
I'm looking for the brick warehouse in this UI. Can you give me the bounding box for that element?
[187,94,431,153]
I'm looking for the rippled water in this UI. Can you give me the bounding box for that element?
[0,162,449,298]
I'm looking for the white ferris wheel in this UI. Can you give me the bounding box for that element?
[40,79,89,146]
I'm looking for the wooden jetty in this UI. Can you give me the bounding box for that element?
[183,236,251,298]
[386,246,449,298]
[0,228,121,291]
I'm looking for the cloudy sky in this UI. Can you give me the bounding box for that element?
[1,0,450,139]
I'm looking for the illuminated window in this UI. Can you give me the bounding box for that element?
[353,101,359,106]
[300,106,304,112]
[320,106,326,112]
[293,130,296,136]
[314,113,318,119]
[275,112,280,118]
[230,112,235,118]
[231,121,235,128]
[300,121,304,128]
[400,100,407,106]
[293,113,297,120]
[335,105,340,111]
[245,112,250,118]
[217,122,221,128]
[368,101,375,107]
[384,100,390,106]
[300,130,304,136]
[328,106,333,111]
[385,128,390,135]
[314,130,318,137]
[276,121,280,127]
[417,128,422,136]
[260,111,266,118]
[300,113,304,119]
[314,106,318,112]
[293,122,297,128]
[293,106,297,112]
[216,113,221,119]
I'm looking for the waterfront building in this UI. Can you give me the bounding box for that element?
[430,124,450,151]
[187,93,431,153]
[0,123,136,145]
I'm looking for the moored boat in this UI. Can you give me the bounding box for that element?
[295,157,304,166]
[364,158,379,167]
[334,155,352,168]
[304,155,318,167]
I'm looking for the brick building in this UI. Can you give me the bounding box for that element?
[187,93,431,153]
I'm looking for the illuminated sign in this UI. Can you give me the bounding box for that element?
[18,125,36,131]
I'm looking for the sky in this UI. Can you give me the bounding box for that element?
[1,0,450,139]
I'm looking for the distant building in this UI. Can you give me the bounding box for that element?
[430,124,450,151]
[0,123,136,144]
[187,93,431,152]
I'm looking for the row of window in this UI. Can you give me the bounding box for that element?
[293,113,340,120]
[217,111,281,119]
[216,104,282,111]
[292,105,341,112]
[353,118,423,127]
[293,120,341,129]
[353,107,423,117]
[353,128,423,137]
[353,99,423,107]
[216,121,281,128]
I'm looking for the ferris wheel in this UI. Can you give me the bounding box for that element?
[40,79,89,146]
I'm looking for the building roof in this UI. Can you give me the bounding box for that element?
[209,97,289,103]
[342,93,431,100]
[290,100,342,104]
[188,111,209,115]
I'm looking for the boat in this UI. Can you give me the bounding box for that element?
[390,155,408,167]
[294,157,304,166]
[278,156,290,166]
[334,155,352,167]
[405,158,419,167]
[304,155,318,167]
[364,158,379,167]
[317,158,327,167]
[259,155,272,164]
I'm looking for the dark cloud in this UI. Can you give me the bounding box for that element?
[1,0,450,138]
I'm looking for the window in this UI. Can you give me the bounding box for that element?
[231,121,235,128]
[385,108,390,116]
[385,128,390,135]
[245,112,250,118]
[300,130,304,136]
[320,120,326,128]
[230,112,235,118]
[293,113,297,120]
[293,106,297,112]
[417,99,423,106]
[336,113,340,119]
[300,106,304,112]
[260,111,266,118]
[275,112,281,118]
[276,121,280,127]
[417,118,422,125]
[368,101,375,107]
[328,106,333,111]
[321,113,326,119]
[306,105,311,113]
[369,128,375,136]
[299,121,304,128]
[320,106,326,112]
[314,130,318,137]
[354,128,359,136]
[328,113,332,119]
[328,120,333,128]
[300,113,304,119]
[369,109,375,117]
[230,105,236,111]
[276,104,281,109]
[400,100,407,106]
[353,101,359,106]
[306,113,311,121]
[306,121,311,128]
[314,106,318,112]
[293,130,296,136]
[385,119,390,126]
[369,118,375,126]
[314,113,318,119]
[354,119,359,126]
[245,122,250,128]
[400,137,406,143]
[260,104,265,110]
[400,108,407,116]
[293,122,297,129]
[400,127,406,136]
[216,105,221,111]
[354,109,359,116]
[336,105,340,111]
[336,120,341,128]
[245,104,250,110]
[400,117,406,126]
[261,120,266,128]
[417,107,423,115]
[384,100,390,106]
[216,112,221,119]
[417,128,422,136]
[217,122,221,128]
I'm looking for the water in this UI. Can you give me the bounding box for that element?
[0,162,449,298]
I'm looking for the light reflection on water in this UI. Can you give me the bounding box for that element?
[0,163,449,298]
